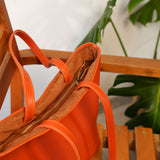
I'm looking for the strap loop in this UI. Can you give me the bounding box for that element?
[76,81,117,160]
[9,36,35,123]
[8,30,71,123]
[37,120,80,160]
[9,30,71,83]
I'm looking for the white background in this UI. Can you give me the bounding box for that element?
[1,0,160,120]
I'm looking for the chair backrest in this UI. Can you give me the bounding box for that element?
[0,0,20,110]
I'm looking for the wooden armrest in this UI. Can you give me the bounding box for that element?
[20,49,160,78]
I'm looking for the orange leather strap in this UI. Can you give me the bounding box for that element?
[9,30,71,83]
[37,120,80,160]
[9,41,35,123]
[76,81,117,160]
[8,30,71,123]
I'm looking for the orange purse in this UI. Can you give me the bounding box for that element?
[0,30,116,160]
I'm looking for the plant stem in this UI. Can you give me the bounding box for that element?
[110,18,128,57]
[153,28,160,59]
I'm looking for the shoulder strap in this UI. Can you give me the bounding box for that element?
[8,30,71,123]
[76,81,116,160]
[37,120,80,160]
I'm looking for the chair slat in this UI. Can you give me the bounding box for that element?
[0,29,8,64]
[154,134,160,159]
[0,53,17,108]
[0,0,12,65]
[135,127,156,160]
[115,125,129,160]
[91,124,104,160]
[128,130,135,150]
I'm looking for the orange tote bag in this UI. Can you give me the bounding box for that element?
[0,30,116,160]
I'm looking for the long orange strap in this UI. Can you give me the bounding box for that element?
[76,81,117,160]
[37,120,81,160]
[8,30,71,123]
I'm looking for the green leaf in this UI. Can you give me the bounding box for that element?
[77,0,117,46]
[108,74,160,133]
[129,0,160,25]
[128,0,144,13]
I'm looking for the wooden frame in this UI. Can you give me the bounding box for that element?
[0,0,160,159]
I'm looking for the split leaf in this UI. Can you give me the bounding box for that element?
[108,74,160,133]
[128,0,160,25]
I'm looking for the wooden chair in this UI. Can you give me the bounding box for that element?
[0,0,160,159]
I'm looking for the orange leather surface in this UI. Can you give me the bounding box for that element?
[0,30,116,159]
[8,30,71,122]
[37,120,80,160]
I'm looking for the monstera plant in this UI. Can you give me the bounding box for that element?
[78,0,160,133]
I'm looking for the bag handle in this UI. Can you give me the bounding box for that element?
[37,120,80,160]
[8,30,71,123]
[9,30,71,83]
[76,81,116,160]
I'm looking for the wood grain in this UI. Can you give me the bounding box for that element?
[0,0,12,65]
[20,49,160,78]
[115,125,129,160]
[154,134,160,159]
[0,29,8,65]
[128,130,135,150]
[0,0,21,111]
[20,49,71,65]
[135,127,156,160]
[0,53,16,109]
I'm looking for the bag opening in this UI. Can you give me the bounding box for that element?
[0,44,100,154]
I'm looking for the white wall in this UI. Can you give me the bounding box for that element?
[1,0,160,119]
